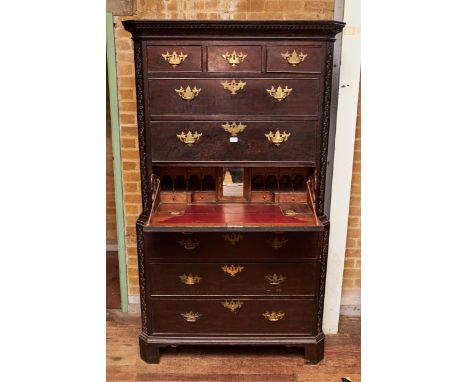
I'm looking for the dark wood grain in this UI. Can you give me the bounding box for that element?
[147,45,202,72]
[266,45,324,73]
[207,45,262,72]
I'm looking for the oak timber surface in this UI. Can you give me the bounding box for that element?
[106,313,360,382]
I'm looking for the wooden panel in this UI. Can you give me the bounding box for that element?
[148,78,320,116]
[144,231,321,261]
[147,45,202,72]
[148,298,316,335]
[207,45,262,72]
[150,121,317,164]
[148,262,318,296]
[266,45,323,73]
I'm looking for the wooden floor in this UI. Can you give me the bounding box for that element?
[107,312,360,382]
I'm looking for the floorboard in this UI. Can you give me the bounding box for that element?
[107,313,360,382]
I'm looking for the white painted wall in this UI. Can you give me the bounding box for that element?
[322,0,361,334]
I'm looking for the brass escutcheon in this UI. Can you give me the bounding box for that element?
[179,274,202,285]
[175,85,201,100]
[281,50,307,66]
[266,235,288,249]
[222,50,247,66]
[162,51,188,67]
[181,311,202,322]
[266,85,292,101]
[223,233,244,245]
[262,311,285,322]
[265,273,286,286]
[222,300,244,312]
[177,131,202,146]
[221,264,244,277]
[178,237,200,250]
[221,122,246,137]
[221,79,246,95]
[265,130,291,146]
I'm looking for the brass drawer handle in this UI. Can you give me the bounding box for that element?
[221,264,244,277]
[222,122,246,137]
[221,79,246,95]
[223,233,244,245]
[175,85,201,100]
[177,131,202,146]
[266,235,288,249]
[179,274,202,285]
[266,85,292,101]
[178,237,200,250]
[265,273,286,286]
[181,311,201,322]
[265,130,290,146]
[222,300,244,312]
[162,51,188,67]
[222,50,247,66]
[281,50,307,66]
[262,311,285,322]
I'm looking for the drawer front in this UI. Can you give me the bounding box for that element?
[147,45,202,72]
[150,120,317,164]
[149,298,316,335]
[144,232,321,261]
[207,45,261,72]
[266,45,324,73]
[148,262,318,296]
[148,78,320,116]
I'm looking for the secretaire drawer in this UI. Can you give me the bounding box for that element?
[207,45,261,72]
[148,262,318,296]
[149,298,317,335]
[150,120,317,164]
[144,231,321,261]
[266,45,324,73]
[146,45,202,72]
[148,78,320,116]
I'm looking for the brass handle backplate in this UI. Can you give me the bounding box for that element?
[222,300,244,312]
[175,85,201,100]
[262,311,285,322]
[179,274,202,285]
[281,50,307,66]
[177,131,202,146]
[221,264,244,277]
[265,130,290,146]
[222,122,246,137]
[265,274,286,286]
[222,50,247,66]
[266,85,292,101]
[162,51,188,67]
[178,237,200,250]
[181,311,201,322]
[223,233,244,245]
[266,235,288,249]
[221,79,246,95]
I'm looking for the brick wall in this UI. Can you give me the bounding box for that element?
[106,72,118,246]
[341,87,361,312]
[111,0,361,308]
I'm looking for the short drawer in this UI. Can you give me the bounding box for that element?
[149,297,317,335]
[207,45,261,72]
[144,231,321,261]
[266,45,324,73]
[148,262,318,296]
[146,45,202,72]
[148,78,320,116]
[150,120,317,164]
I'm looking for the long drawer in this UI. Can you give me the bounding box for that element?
[144,231,321,261]
[148,78,320,116]
[148,297,316,335]
[150,120,317,164]
[148,262,318,296]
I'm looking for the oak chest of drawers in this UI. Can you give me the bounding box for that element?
[123,20,345,364]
